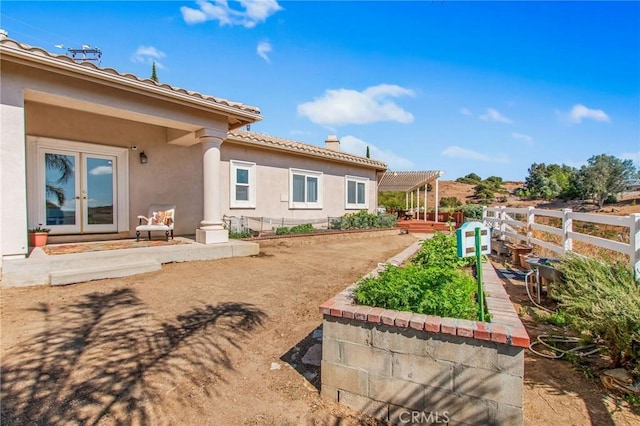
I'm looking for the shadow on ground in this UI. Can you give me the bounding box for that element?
[1,288,266,426]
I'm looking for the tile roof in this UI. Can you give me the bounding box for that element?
[0,38,261,115]
[227,130,388,169]
[378,170,444,192]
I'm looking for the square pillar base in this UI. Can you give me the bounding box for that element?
[196,228,229,244]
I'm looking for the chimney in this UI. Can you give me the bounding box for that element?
[0,29,8,40]
[325,135,340,152]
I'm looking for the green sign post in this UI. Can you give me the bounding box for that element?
[455,222,490,321]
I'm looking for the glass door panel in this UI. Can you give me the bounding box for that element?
[44,151,81,233]
[83,155,117,232]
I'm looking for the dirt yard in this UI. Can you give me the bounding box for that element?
[1,232,638,425]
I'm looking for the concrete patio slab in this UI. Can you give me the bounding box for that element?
[1,237,259,288]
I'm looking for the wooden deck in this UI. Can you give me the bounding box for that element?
[396,219,452,233]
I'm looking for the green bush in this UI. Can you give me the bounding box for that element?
[229,230,252,239]
[462,204,484,220]
[354,264,477,319]
[275,223,315,235]
[552,254,640,376]
[330,210,397,230]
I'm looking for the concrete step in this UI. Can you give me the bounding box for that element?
[49,258,161,286]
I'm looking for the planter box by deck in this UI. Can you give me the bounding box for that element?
[319,243,529,425]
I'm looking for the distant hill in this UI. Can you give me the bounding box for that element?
[434,181,640,216]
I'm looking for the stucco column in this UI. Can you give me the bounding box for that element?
[195,128,228,244]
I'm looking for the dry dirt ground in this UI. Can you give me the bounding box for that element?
[1,232,638,425]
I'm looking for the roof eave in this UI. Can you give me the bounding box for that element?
[0,42,263,126]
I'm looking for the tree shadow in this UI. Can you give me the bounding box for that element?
[1,288,266,425]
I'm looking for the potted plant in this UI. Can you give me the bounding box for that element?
[28,225,50,247]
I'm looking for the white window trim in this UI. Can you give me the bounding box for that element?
[289,168,323,209]
[345,175,369,210]
[230,160,256,208]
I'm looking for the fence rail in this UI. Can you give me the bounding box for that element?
[483,206,640,277]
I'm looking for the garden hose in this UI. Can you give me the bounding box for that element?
[529,334,600,359]
[524,269,554,313]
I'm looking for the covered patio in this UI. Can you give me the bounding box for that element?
[378,170,446,222]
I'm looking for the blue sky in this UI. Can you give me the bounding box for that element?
[2,1,639,181]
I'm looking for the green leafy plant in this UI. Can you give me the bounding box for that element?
[354,264,477,320]
[28,224,50,233]
[330,210,397,230]
[412,232,475,270]
[275,223,315,235]
[552,254,640,376]
[229,230,252,239]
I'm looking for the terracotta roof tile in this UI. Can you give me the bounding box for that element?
[227,130,388,169]
[0,38,261,115]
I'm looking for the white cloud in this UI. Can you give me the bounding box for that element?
[441,146,509,163]
[620,151,640,164]
[341,135,414,170]
[89,165,113,176]
[460,107,472,116]
[297,84,415,126]
[131,46,166,69]
[479,108,513,124]
[512,132,533,144]
[257,40,272,62]
[567,104,611,124]
[181,0,283,28]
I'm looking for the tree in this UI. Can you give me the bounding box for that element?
[456,173,482,185]
[366,146,370,158]
[524,162,576,200]
[578,154,636,208]
[151,62,158,83]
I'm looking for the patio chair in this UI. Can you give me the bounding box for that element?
[136,204,175,241]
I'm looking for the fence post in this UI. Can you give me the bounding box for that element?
[630,213,640,279]
[499,206,506,240]
[527,206,534,246]
[482,206,487,222]
[562,208,573,254]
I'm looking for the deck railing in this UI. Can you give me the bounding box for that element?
[482,206,640,277]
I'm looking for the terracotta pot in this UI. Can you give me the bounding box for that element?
[28,232,48,247]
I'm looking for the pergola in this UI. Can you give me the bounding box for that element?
[377,170,445,222]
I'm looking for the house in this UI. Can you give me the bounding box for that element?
[0,37,386,270]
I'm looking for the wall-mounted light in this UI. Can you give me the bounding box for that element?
[139,151,148,164]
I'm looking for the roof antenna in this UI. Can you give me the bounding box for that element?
[55,44,102,65]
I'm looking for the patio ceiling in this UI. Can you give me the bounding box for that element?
[377,170,444,192]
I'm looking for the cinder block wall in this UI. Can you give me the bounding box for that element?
[319,244,528,426]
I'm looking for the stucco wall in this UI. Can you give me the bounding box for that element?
[0,104,28,263]
[26,103,205,236]
[221,142,379,222]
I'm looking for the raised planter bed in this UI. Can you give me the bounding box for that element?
[319,243,529,425]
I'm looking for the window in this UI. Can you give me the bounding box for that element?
[230,160,256,208]
[345,175,369,209]
[290,168,323,209]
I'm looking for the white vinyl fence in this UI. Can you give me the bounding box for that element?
[483,206,640,277]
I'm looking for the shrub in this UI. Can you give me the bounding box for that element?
[330,210,397,230]
[552,254,640,376]
[440,196,462,208]
[354,264,477,320]
[275,223,315,235]
[462,204,484,220]
[229,230,252,239]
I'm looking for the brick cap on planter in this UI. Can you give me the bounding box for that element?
[319,242,530,348]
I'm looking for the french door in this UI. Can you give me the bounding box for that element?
[40,149,118,234]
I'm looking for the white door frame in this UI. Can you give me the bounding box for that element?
[26,136,130,235]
